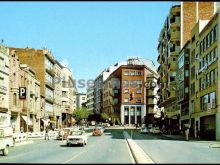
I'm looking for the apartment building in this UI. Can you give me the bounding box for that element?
[0,45,10,127]
[86,87,94,113]
[9,47,57,130]
[189,12,219,140]
[177,41,190,131]
[76,93,87,108]
[54,60,63,129]
[61,67,76,128]
[9,49,41,132]
[103,58,159,126]
[157,2,215,133]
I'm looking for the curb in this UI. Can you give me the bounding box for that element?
[123,131,155,164]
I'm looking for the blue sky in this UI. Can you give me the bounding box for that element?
[0,2,177,92]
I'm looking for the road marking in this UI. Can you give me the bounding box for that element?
[61,150,87,164]
[124,133,135,164]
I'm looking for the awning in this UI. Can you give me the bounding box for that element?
[21,115,33,125]
[41,119,50,126]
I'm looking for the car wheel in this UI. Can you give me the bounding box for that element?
[67,143,70,147]
[3,146,9,156]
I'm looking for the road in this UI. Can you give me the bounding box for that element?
[127,129,220,164]
[1,128,220,163]
[0,129,134,164]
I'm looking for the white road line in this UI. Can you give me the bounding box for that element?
[61,150,87,164]
[124,133,135,164]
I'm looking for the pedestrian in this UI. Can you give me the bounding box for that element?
[45,127,49,140]
[185,128,189,141]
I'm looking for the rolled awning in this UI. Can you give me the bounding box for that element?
[21,115,33,126]
[41,119,50,126]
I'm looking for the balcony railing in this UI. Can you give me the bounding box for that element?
[46,68,55,77]
[45,81,55,89]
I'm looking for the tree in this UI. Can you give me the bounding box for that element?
[72,107,90,125]
[101,113,110,122]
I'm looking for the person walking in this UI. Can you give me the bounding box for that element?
[45,127,49,140]
[185,127,189,141]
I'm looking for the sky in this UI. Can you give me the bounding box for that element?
[0,1,178,92]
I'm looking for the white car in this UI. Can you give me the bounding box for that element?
[66,130,87,147]
[140,127,148,134]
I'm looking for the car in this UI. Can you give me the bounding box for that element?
[150,127,161,134]
[97,126,106,132]
[140,127,148,134]
[56,128,75,140]
[66,130,87,147]
[92,128,103,136]
[0,126,14,156]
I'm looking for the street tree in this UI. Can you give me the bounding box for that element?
[101,112,110,122]
[72,107,90,126]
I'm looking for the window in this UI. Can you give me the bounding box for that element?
[130,71,135,76]
[137,80,142,85]
[191,66,195,79]
[124,89,129,94]
[13,93,17,106]
[200,41,203,54]
[206,35,209,48]
[124,71,129,76]
[210,29,213,44]
[136,98,142,103]
[214,25,218,41]
[191,83,195,95]
[214,47,217,59]
[136,71,142,76]
[192,35,195,43]
[130,81,136,87]
[203,38,206,52]
[210,92,216,108]
[185,70,189,77]
[123,81,129,87]
[124,98,129,103]
[136,89,142,94]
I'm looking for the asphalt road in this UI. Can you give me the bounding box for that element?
[128,129,220,163]
[0,129,134,164]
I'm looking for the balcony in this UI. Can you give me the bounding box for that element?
[30,90,35,97]
[46,68,55,77]
[45,97,54,104]
[62,105,70,109]
[168,62,177,71]
[170,16,180,28]
[169,46,180,56]
[157,54,162,64]
[111,89,120,97]
[45,81,55,89]
[147,98,158,105]
[170,30,180,42]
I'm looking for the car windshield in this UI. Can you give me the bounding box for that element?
[70,131,83,135]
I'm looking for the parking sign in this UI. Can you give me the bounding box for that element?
[19,87,26,99]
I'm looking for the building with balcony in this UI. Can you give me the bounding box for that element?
[9,47,57,130]
[76,93,87,108]
[86,87,94,113]
[102,57,159,126]
[0,45,10,127]
[9,49,41,133]
[61,67,76,128]
[157,2,215,133]
[189,11,220,140]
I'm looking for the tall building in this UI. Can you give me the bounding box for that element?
[76,93,87,108]
[61,67,76,128]
[86,87,94,113]
[157,2,215,133]
[0,45,10,127]
[189,11,219,140]
[103,58,159,126]
[9,47,58,130]
[9,49,41,132]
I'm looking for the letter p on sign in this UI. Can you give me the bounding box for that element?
[19,87,26,99]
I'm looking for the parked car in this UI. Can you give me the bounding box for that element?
[56,128,75,140]
[92,128,103,136]
[0,126,14,156]
[66,130,87,147]
[150,127,161,134]
[140,127,148,134]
